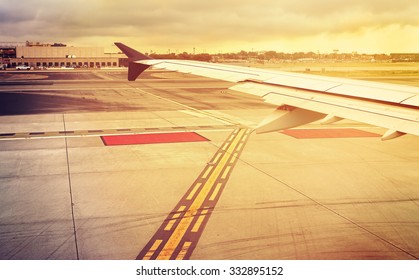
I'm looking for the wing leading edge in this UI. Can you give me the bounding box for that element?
[115,43,419,140]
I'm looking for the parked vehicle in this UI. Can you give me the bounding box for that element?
[16,65,31,70]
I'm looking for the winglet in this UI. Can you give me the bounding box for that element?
[114,42,152,81]
[114,42,152,60]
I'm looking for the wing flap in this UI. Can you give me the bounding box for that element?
[264,75,341,92]
[262,86,419,138]
[325,83,416,104]
[229,82,273,97]
[258,71,419,104]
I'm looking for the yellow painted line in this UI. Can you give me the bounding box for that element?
[176,241,192,260]
[192,209,209,233]
[143,239,163,260]
[230,152,240,164]
[221,166,232,180]
[209,183,223,201]
[164,221,176,232]
[222,142,230,151]
[156,129,247,260]
[156,209,198,260]
[186,183,202,201]
[202,166,214,179]
[212,152,223,164]
[164,205,186,231]
[237,142,244,152]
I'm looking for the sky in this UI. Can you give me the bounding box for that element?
[0,0,418,54]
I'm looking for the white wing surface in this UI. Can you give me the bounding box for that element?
[115,43,419,140]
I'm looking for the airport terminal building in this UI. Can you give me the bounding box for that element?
[0,41,124,68]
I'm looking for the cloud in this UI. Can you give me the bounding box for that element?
[0,0,418,52]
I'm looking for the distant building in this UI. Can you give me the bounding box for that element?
[0,41,124,68]
[390,53,419,62]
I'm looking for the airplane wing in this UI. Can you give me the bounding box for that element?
[115,43,419,140]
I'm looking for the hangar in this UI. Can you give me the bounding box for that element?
[0,41,123,68]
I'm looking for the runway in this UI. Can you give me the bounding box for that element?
[0,69,418,260]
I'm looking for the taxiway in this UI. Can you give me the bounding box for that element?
[0,69,418,260]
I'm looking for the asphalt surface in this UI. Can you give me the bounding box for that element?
[0,68,418,260]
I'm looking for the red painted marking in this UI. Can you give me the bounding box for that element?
[101,132,209,146]
[282,128,380,139]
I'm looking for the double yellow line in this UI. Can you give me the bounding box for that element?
[141,128,250,260]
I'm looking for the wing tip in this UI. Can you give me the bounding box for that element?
[114,42,152,60]
[114,42,152,81]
